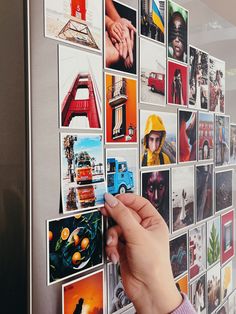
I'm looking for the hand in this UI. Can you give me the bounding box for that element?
[101,193,182,314]
[107,21,124,43]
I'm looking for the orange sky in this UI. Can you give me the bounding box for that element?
[64,271,103,314]
[176,274,188,295]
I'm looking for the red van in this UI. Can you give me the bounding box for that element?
[148,72,165,94]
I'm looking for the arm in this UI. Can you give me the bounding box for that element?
[101,193,183,314]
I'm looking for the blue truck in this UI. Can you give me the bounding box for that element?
[107,157,134,195]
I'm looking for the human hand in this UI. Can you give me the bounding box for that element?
[107,20,124,43]
[101,193,182,314]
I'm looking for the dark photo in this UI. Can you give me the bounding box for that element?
[215,170,233,212]
[196,164,213,222]
[168,0,188,64]
[105,0,137,75]
[170,233,187,278]
[142,169,170,228]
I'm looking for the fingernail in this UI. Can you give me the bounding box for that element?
[106,236,113,246]
[110,253,118,265]
[104,193,118,208]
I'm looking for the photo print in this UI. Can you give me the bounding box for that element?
[140,110,177,167]
[45,0,102,51]
[168,0,188,64]
[209,56,225,113]
[107,263,132,314]
[215,170,233,212]
[228,290,236,314]
[207,263,221,314]
[47,210,103,284]
[59,45,103,129]
[221,260,233,301]
[189,46,209,110]
[61,133,106,213]
[62,270,104,314]
[105,73,137,144]
[141,169,170,228]
[178,109,197,162]
[196,164,213,222]
[207,216,220,268]
[106,148,138,195]
[221,209,234,265]
[105,0,137,75]
[170,233,188,279]
[216,303,228,314]
[172,166,194,232]
[198,112,214,161]
[189,224,206,280]
[215,115,230,166]
[140,37,166,106]
[175,274,188,296]
[140,0,165,44]
[190,274,206,314]
[168,61,188,106]
[230,124,236,164]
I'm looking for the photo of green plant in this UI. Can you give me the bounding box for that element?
[207,216,220,267]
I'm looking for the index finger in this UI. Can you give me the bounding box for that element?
[116,193,161,221]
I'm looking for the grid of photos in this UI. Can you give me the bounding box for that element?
[43,0,236,312]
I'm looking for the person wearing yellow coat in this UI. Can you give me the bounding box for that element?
[142,114,170,166]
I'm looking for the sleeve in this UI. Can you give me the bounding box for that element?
[171,293,196,314]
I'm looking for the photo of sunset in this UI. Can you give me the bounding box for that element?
[63,270,104,314]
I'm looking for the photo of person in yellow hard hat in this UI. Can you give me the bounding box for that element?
[140,110,177,167]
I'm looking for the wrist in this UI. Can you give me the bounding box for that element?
[133,269,182,314]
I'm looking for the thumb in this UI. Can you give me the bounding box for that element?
[104,193,142,242]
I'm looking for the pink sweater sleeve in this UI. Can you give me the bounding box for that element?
[171,293,196,314]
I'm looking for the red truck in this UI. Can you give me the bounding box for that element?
[148,72,165,94]
[76,152,93,185]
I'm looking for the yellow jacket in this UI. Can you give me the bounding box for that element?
[142,114,170,166]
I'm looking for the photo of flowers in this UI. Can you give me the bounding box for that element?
[170,233,188,279]
[62,269,104,314]
[207,217,220,268]
[189,224,206,280]
[221,260,233,302]
[105,73,137,144]
[47,210,103,285]
[61,133,106,212]
[140,110,177,167]
[172,166,194,232]
[45,0,103,51]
